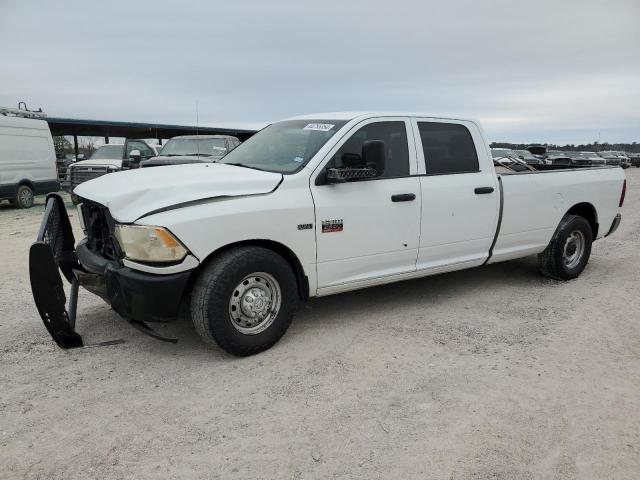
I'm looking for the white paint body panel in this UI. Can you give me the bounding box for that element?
[310,117,421,289]
[74,112,626,302]
[411,118,500,270]
[0,115,57,189]
[140,172,319,293]
[74,163,283,223]
[490,168,624,263]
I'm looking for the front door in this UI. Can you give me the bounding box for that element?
[311,118,421,291]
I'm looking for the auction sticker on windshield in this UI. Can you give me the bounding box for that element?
[303,123,335,132]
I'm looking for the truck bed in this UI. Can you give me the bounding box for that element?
[489,166,625,264]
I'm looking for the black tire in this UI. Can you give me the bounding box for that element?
[14,185,34,209]
[538,215,592,280]
[191,246,298,356]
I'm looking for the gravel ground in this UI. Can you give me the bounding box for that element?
[1,170,639,480]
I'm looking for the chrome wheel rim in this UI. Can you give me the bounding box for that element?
[563,230,585,269]
[229,272,281,335]
[19,188,33,207]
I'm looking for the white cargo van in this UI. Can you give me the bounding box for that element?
[0,107,59,208]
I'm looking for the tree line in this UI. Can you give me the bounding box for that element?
[490,141,640,153]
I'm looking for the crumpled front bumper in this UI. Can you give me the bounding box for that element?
[74,240,190,323]
[29,194,191,349]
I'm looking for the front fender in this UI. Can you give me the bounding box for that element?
[138,181,318,295]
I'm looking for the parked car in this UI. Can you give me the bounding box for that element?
[65,140,161,201]
[628,152,640,167]
[0,107,59,208]
[490,148,520,160]
[140,135,240,168]
[620,154,632,169]
[545,151,574,166]
[563,152,595,167]
[579,152,606,166]
[597,151,629,168]
[31,112,626,356]
[514,149,544,165]
[491,148,533,172]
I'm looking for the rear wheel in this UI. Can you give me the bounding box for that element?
[191,246,298,356]
[12,185,34,209]
[539,215,592,280]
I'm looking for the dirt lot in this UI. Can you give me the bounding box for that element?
[1,170,639,480]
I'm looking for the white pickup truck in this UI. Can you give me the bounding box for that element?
[29,112,626,356]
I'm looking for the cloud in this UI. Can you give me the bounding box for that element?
[0,0,638,143]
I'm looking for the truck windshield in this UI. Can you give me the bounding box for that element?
[160,138,227,157]
[219,119,347,173]
[90,145,124,160]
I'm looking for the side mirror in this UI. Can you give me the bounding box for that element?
[322,140,387,184]
[125,149,141,169]
[129,149,141,162]
[362,140,386,175]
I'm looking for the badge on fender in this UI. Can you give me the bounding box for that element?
[322,219,343,233]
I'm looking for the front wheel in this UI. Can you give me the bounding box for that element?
[12,185,34,209]
[539,215,592,280]
[191,246,298,356]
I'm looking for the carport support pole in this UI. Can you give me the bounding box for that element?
[73,135,79,160]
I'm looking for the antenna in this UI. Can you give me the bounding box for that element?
[195,98,199,136]
[195,98,200,156]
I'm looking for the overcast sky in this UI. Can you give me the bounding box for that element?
[1,0,639,144]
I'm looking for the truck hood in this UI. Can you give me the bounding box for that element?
[71,158,123,168]
[74,163,283,223]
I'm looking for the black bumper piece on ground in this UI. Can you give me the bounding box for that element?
[29,194,191,349]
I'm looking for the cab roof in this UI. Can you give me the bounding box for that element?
[285,111,475,122]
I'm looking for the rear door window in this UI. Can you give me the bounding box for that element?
[417,122,479,175]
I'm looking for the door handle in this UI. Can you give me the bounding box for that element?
[391,193,416,202]
[474,187,494,194]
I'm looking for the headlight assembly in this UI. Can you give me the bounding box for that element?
[114,225,188,263]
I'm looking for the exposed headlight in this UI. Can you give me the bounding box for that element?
[114,225,188,263]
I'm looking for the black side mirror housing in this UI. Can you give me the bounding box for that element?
[362,140,386,176]
[318,140,387,185]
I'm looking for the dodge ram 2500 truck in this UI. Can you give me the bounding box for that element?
[29,112,626,356]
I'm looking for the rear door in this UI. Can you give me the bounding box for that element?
[412,118,499,270]
[311,118,421,291]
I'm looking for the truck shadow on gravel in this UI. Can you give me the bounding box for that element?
[74,255,553,358]
[297,256,548,323]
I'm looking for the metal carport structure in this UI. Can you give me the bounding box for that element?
[46,117,258,158]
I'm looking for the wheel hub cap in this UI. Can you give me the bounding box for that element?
[563,230,585,269]
[229,272,281,335]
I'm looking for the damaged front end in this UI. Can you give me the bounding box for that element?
[29,194,190,348]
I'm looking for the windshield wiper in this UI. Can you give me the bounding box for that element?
[163,153,215,157]
[224,162,266,172]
